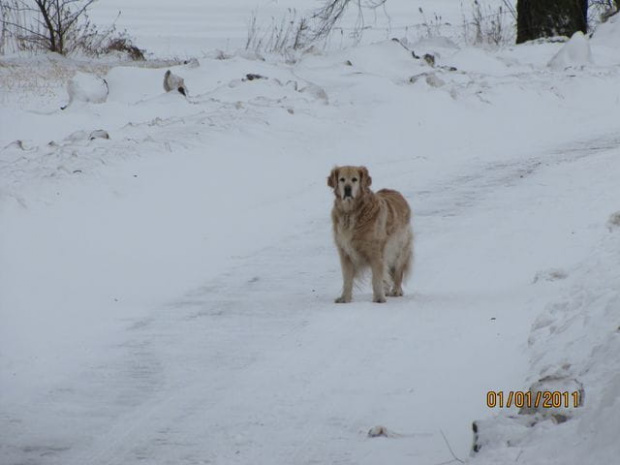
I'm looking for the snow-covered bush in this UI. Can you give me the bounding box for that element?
[61,71,108,109]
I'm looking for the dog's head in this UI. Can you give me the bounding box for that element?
[327,165,372,204]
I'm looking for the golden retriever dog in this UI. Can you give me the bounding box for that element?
[328,166,413,303]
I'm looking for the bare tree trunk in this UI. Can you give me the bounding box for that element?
[34,0,57,51]
[517,0,588,44]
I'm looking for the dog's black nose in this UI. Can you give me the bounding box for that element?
[344,185,352,197]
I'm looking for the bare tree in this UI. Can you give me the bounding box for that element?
[309,0,388,42]
[2,0,96,54]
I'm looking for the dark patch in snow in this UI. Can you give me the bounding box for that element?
[244,73,267,81]
[607,211,620,231]
[532,268,569,284]
[89,129,110,141]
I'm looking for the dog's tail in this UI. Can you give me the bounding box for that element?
[402,226,414,282]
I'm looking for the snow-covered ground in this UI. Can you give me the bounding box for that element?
[1,2,620,464]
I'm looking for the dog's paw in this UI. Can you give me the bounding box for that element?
[335,296,351,303]
[388,288,403,297]
[373,296,387,303]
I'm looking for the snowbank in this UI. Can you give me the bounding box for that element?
[472,215,620,464]
[548,31,592,70]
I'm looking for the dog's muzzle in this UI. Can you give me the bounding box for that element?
[344,186,352,198]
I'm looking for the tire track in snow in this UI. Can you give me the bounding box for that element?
[409,133,620,219]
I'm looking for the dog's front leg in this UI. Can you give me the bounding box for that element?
[370,257,387,303]
[335,249,354,303]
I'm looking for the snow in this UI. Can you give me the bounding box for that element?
[548,31,592,70]
[2,1,620,464]
[471,147,620,463]
[64,71,110,108]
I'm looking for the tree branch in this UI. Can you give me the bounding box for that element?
[1,20,50,42]
[62,0,95,32]
[438,429,465,465]
[309,0,387,41]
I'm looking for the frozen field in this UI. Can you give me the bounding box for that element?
[1,2,620,464]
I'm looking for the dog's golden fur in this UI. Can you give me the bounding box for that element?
[328,165,413,303]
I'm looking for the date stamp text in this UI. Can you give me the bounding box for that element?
[486,390,581,409]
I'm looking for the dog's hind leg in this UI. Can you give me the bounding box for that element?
[388,230,413,297]
[370,257,387,303]
[389,266,405,297]
[386,266,399,296]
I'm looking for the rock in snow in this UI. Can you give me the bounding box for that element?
[163,69,188,96]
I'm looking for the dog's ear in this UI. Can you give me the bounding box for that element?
[359,166,372,188]
[327,167,339,188]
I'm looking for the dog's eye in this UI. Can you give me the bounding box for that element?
[352,177,358,183]
[339,177,345,183]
